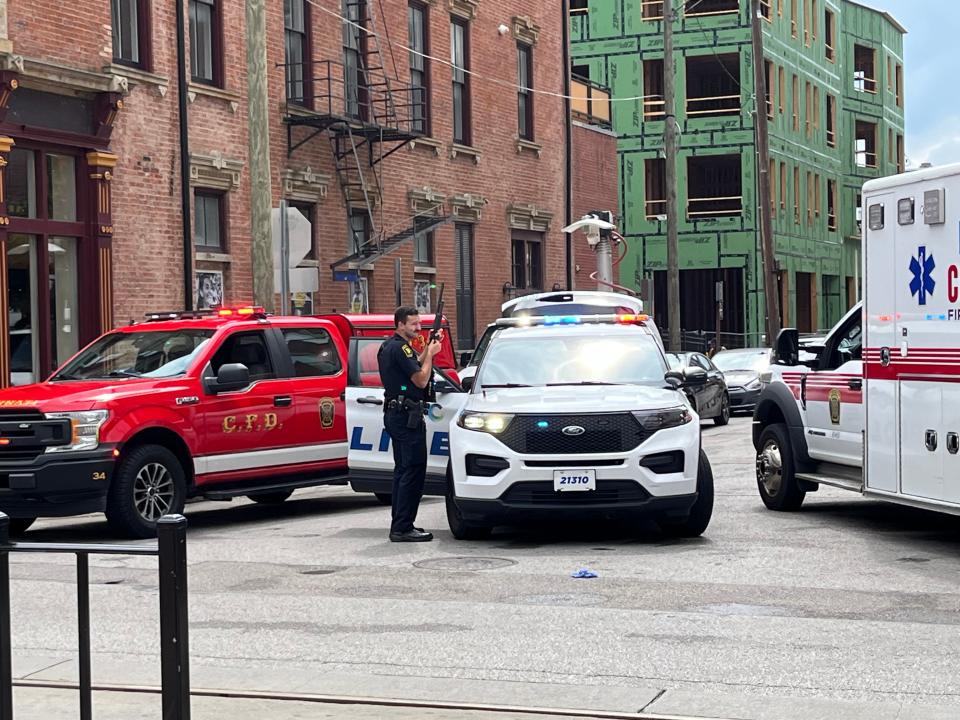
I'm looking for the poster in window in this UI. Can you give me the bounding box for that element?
[195,270,224,310]
[414,280,431,314]
[291,292,314,316]
[348,278,368,313]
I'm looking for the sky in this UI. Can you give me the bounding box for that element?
[870,1,959,167]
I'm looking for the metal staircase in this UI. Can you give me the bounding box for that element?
[284,0,446,271]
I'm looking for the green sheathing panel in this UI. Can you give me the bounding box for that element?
[572,0,904,335]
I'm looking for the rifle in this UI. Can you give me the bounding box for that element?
[429,283,445,344]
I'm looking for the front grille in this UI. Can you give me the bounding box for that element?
[0,410,69,464]
[0,409,44,422]
[500,480,650,506]
[497,413,649,455]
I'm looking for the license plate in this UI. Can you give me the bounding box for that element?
[553,470,596,492]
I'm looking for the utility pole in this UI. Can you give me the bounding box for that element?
[246,0,275,312]
[663,0,682,351]
[751,0,781,344]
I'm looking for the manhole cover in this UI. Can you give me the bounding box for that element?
[413,556,516,571]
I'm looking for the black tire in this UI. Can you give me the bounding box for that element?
[713,393,731,426]
[7,518,36,536]
[106,444,187,538]
[374,492,393,506]
[247,490,293,505]
[756,423,806,511]
[659,449,714,538]
[445,493,492,540]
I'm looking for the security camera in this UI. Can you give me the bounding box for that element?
[498,23,509,35]
[562,213,616,248]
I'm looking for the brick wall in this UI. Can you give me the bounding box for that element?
[571,121,620,291]
[5,0,616,348]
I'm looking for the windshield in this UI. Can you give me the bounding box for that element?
[478,334,667,387]
[712,350,770,373]
[52,330,215,381]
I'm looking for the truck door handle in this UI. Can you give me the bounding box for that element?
[357,397,384,406]
[848,378,862,391]
[925,430,938,452]
[274,395,292,407]
[948,433,959,455]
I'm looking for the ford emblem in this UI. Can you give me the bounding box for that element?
[562,425,586,436]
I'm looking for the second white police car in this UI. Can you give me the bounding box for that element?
[446,313,714,539]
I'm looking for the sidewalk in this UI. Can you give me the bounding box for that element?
[10,651,960,720]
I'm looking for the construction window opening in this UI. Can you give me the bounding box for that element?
[855,120,878,169]
[643,59,665,120]
[687,155,743,218]
[686,54,741,118]
[685,0,739,17]
[853,44,877,93]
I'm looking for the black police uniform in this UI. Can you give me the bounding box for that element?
[378,333,429,537]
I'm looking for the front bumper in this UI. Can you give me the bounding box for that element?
[449,417,700,517]
[0,450,116,518]
[728,386,762,411]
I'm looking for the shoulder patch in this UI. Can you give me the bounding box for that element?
[402,345,414,358]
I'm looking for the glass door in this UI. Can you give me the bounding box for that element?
[6,235,39,385]
[49,237,79,370]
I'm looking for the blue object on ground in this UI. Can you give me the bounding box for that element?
[571,568,598,578]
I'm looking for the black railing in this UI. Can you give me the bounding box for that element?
[283,59,426,136]
[0,513,190,720]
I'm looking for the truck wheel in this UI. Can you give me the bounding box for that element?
[713,393,731,426]
[106,444,186,538]
[374,492,392,506]
[7,518,36,536]
[445,493,492,540]
[247,490,293,505]
[756,423,806,511]
[658,449,714,538]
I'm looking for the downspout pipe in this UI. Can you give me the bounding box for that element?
[176,0,193,310]
[562,0,574,290]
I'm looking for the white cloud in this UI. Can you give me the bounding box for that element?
[906,114,960,168]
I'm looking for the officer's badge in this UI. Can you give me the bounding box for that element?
[829,389,841,425]
[402,344,414,358]
[319,398,336,428]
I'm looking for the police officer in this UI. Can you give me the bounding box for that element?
[378,306,443,542]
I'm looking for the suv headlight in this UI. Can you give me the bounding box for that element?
[44,410,109,453]
[457,411,514,434]
[632,406,693,431]
[746,377,762,390]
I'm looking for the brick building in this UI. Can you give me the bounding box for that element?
[0,0,617,387]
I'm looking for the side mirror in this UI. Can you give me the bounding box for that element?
[774,328,800,366]
[210,363,250,393]
[459,351,473,367]
[664,370,683,389]
[684,367,708,385]
[461,375,475,392]
[433,370,463,395]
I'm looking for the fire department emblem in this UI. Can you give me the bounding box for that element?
[409,335,425,353]
[319,398,336,429]
[829,389,841,425]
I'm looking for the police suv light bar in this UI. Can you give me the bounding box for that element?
[494,313,649,328]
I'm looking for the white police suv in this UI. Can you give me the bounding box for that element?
[446,313,714,540]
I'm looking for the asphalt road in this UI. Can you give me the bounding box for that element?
[7,415,960,718]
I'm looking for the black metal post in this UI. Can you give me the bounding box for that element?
[76,554,92,720]
[157,515,190,720]
[175,0,193,310]
[0,513,12,720]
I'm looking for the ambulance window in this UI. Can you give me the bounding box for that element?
[210,332,275,381]
[824,316,862,368]
[282,328,342,377]
[350,337,386,388]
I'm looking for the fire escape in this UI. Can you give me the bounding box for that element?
[284,0,451,270]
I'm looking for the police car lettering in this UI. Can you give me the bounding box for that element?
[350,425,450,457]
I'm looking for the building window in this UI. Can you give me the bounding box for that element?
[686,54,740,118]
[778,66,785,114]
[827,178,837,231]
[779,162,787,210]
[687,155,742,218]
[408,2,430,134]
[454,222,475,349]
[769,159,776,215]
[889,127,895,164]
[288,201,316,260]
[897,134,905,173]
[570,0,588,14]
[896,64,904,107]
[806,170,813,225]
[826,94,836,147]
[790,0,798,37]
[804,81,812,136]
[765,60,775,119]
[854,44,877,93]
[349,211,369,254]
[284,0,308,105]
[414,230,433,266]
[511,231,543,291]
[824,9,835,61]
[343,0,366,119]
[814,173,821,219]
[517,42,534,141]
[855,120,878,168]
[803,0,810,45]
[642,1,664,20]
[813,86,820,131]
[810,0,817,42]
[451,17,471,145]
[194,191,224,249]
[645,158,666,218]
[571,76,611,127]
[189,0,220,85]
[686,0,738,16]
[793,166,800,224]
[643,59,665,119]
[112,0,149,68]
[792,75,799,132]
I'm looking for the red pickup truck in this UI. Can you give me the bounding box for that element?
[0,307,458,537]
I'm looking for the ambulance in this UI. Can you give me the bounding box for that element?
[753,162,960,515]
